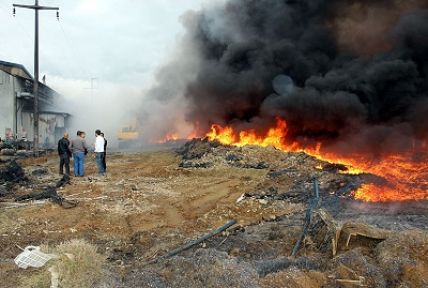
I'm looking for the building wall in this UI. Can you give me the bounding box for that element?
[0,70,14,138]
[21,112,67,148]
[0,69,69,147]
[20,111,33,141]
[40,113,66,148]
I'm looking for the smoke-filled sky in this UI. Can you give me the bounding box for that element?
[1,0,427,155]
[0,0,209,145]
[144,0,428,157]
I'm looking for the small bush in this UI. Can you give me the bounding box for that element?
[19,239,106,288]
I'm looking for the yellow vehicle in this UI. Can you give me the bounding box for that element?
[117,118,141,149]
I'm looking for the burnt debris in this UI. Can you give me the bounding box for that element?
[56,174,71,188]
[176,138,222,160]
[0,161,27,185]
[15,185,77,209]
[176,139,273,170]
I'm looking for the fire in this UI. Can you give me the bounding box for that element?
[207,119,289,149]
[156,132,179,143]
[354,184,420,203]
[156,129,199,144]
[206,118,428,202]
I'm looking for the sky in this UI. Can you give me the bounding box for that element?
[0,0,208,145]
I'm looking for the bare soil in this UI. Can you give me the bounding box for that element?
[1,143,427,287]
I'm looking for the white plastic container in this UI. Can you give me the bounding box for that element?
[14,246,53,269]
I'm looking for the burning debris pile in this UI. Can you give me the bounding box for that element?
[176,139,370,202]
[125,139,428,287]
[174,139,428,225]
[177,138,270,169]
[144,0,428,202]
[1,146,427,287]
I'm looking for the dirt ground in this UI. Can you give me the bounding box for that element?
[1,142,428,287]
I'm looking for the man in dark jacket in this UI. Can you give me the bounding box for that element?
[101,132,107,172]
[58,132,71,175]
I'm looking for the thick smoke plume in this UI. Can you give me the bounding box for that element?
[144,0,428,157]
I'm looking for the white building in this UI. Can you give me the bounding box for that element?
[0,60,70,148]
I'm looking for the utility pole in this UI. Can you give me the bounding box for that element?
[90,77,96,106]
[86,77,98,106]
[13,1,59,154]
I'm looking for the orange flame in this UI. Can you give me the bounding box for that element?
[206,118,428,202]
[207,118,289,149]
[156,132,179,143]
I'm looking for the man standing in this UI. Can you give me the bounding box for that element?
[100,132,107,172]
[58,132,71,175]
[69,131,89,177]
[94,130,105,176]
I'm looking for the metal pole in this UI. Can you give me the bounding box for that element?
[314,178,320,199]
[33,0,39,154]
[12,1,59,155]
[13,78,17,136]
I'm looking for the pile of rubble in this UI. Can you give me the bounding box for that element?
[177,138,271,169]
[143,139,428,287]
[0,139,34,162]
[0,160,74,209]
[176,138,363,201]
[0,161,28,197]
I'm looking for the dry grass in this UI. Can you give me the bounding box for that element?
[0,212,15,234]
[19,239,105,288]
[55,239,105,288]
[19,269,51,288]
[259,269,327,288]
[375,230,428,287]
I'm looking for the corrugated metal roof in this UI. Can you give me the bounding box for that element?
[0,59,33,80]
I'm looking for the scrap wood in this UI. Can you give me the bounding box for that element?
[217,235,229,247]
[317,209,392,255]
[1,200,48,209]
[146,249,160,260]
[330,264,367,287]
[236,193,245,203]
[147,219,237,264]
[340,222,392,247]
[317,209,341,256]
[66,196,108,201]
[335,277,367,287]
[65,190,92,198]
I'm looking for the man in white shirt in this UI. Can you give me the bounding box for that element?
[94,129,106,176]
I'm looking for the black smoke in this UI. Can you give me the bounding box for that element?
[146,0,428,156]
